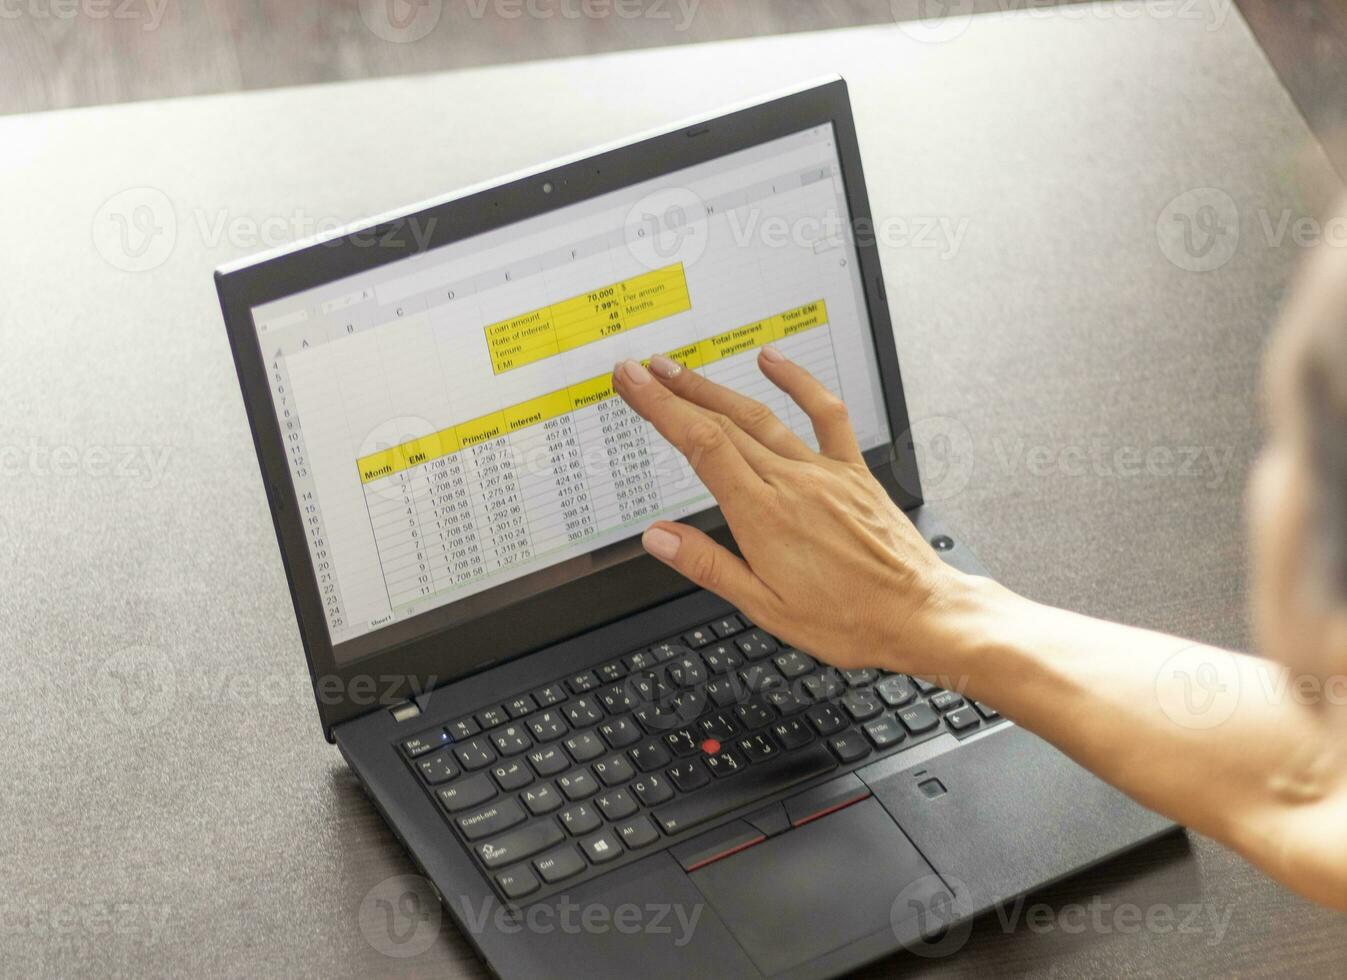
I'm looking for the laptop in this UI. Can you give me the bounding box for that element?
[215,77,1175,978]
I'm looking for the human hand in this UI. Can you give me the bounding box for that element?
[611,346,969,673]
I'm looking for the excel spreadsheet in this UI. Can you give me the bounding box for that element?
[251,125,891,661]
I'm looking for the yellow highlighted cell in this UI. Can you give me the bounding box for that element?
[484,263,691,374]
[356,298,828,483]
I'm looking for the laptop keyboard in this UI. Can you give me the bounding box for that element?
[399,613,1001,904]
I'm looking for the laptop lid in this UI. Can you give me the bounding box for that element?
[215,77,922,738]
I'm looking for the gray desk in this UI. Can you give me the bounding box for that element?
[2,4,1344,976]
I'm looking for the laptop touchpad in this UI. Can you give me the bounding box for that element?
[688,799,941,976]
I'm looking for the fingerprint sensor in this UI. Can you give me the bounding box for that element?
[918,778,947,800]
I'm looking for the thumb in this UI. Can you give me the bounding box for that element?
[641,522,776,619]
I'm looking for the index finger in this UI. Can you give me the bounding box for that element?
[612,359,766,505]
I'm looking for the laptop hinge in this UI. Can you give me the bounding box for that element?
[389,701,421,724]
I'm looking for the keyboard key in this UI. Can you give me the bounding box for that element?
[490,724,532,756]
[527,745,569,776]
[876,676,917,708]
[596,660,627,683]
[698,711,739,741]
[667,655,706,688]
[711,615,744,638]
[840,689,882,722]
[402,728,449,758]
[772,717,814,750]
[598,715,641,749]
[863,715,906,749]
[580,828,624,864]
[476,820,563,868]
[828,730,872,763]
[595,788,638,820]
[534,845,586,884]
[624,649,658,672]
[946,706,981,732]
[631,772,674,806]
[567,671,600,694]
[801,670,845,702]
[527,710,568,741]
[735,629,778,661]
[492,759,534,791]
[555,741,597,780]
[705,676,743,708]
[898,702,941,734]
[454,736,497,770]
[930,691,965,713]
[701,643,744,675]
[521,782,562,815]
[558,768,599,800]
[667,758,711,793]
[624,671,666,703]
[593,753,636,786]
[766,689,810,715]
[458,798,527,841]
[663,728,699,756]
[563,696,604,727]
[598,683,639,714]
[506,694,537,718]
[447,718,480,741]
[739,664,784,695]
[734,698,775,730]
[842,668,878,687]
[559,802,602,836]
[649,641,689,662]
[653,744,837,835]
[973,701,1001,721]
[773,650,815,679]
[476,705,509,729]
[805,702,848,736]
[628,738,672,772]
[704,747,747,778]
[615,815,660,849]
[683,625,715,649]
[416,749,460,785]
[737,732,779,764]
[495,866,539,900]
[437,773,497,813]
[533,684,567,708]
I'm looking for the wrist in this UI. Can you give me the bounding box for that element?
[884,570,1032,682]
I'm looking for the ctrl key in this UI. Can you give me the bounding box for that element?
[533,845,587,884]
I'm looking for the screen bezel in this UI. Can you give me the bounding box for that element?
[216,77,923,738]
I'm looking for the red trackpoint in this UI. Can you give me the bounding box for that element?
[701,738,721,755]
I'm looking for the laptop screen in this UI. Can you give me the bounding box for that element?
[250,124,891,664]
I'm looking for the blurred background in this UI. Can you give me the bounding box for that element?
[3,0,1345,182]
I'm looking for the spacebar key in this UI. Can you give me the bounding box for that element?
[654,744,837,835]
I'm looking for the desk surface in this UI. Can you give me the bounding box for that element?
[2,4,1344,976]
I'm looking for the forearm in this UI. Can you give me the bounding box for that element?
[902,575,1347,910]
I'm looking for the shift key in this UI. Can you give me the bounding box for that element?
[475,820,565,869]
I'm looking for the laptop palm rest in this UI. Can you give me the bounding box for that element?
[687,798,943,976]
[860,725,1180,916]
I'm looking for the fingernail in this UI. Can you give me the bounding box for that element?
[616,359,652,386]
[649,353,682,379]
[643,526,681,561]
[761,345,786,363]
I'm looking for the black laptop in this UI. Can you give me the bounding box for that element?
[215,77,1174,978]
